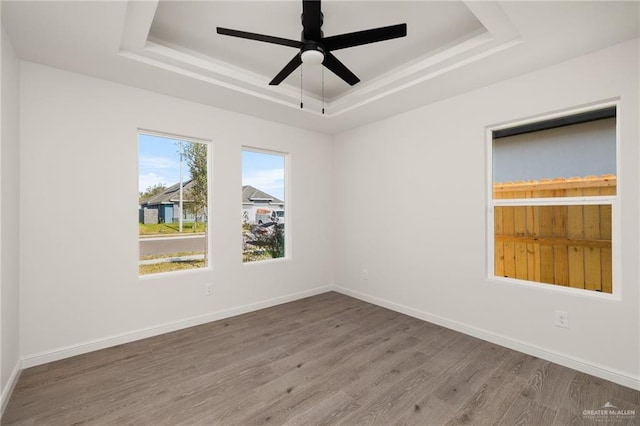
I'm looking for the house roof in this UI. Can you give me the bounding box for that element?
[143,183,283,206]
[142,179,195,206]
[242,185,284,205]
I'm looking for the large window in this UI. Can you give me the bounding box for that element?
[242,148,287,263]
[138,132,209,275]
[489,105,617,294]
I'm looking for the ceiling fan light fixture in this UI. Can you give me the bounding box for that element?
[301,49,324,65]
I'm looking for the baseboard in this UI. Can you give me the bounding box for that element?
[1,360,21,418]
[330,285,640,391]
[21,285,332,369]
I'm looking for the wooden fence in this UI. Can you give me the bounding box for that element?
[493,175,615,293]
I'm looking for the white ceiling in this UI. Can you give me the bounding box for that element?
[2,1,639,134]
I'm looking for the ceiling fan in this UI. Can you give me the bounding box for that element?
[217,0,407,87]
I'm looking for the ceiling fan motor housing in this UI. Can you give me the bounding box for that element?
[301,11,323,34]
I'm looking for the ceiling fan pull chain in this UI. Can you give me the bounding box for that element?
[300,64,304,109]
[322,66,325,115]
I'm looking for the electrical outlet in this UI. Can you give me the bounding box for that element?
[362,269,369,280]
[205,283,213,296]
[555,310,569,328]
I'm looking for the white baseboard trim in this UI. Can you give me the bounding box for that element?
[21,285,332,369]
[330,285,640,391]
[1,360,21,418]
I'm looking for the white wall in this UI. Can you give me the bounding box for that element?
[1,21,21,411]
[19,62,333,363]
[333,39,639,388]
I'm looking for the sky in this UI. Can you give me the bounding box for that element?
[242,150,285,201]
[139,133,285,201]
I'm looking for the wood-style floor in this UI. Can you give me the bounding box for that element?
[3,292,639,425]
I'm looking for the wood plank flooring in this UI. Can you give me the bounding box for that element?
[3,292,639,425]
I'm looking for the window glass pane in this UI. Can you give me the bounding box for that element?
[242,150,285,263]
[138,134,208,275]
[494,204,612,293]
[493,118,616,198]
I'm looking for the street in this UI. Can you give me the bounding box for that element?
[139,234,206,256]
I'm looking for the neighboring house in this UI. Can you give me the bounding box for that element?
[242,185,284,224]
[139,179,198,224]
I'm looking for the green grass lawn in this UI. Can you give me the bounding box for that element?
[139,259,206,275]
[138,251,206,275]
[139,251,204,261]
[243,252,273,263]
[139,222,206,236]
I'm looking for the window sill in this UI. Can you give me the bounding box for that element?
[488,275,621,301]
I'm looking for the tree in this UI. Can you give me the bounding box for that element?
[265,223,285,258]
[178,142,208,232]
[139,183,166,202]
[250,223,285,259]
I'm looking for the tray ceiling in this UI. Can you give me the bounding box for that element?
[3,1,638,134]
[148,1,485,101]
[121,1,521,118]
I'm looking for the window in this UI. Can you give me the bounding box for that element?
[138,132,210,275]
[489,105,617,294]
[242,149,287,263]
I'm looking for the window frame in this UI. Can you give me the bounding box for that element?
[241,146,290,264]
[486,101,621,299]
[137,129,213,278]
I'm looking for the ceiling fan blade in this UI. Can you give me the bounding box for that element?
[323,23,407,51]
[217,27,302,49]
[269,53,303,85]
[323,52,360,86]
[302,0,322,40]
